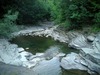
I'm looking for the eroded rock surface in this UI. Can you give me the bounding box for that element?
[0,39,45,68]
[61,33,100,74]
[0,23,100,75]
[61,52,88,70]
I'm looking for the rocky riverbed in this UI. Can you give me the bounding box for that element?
[0,22,100,75]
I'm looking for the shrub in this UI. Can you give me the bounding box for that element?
[0,10,18,38]
[94,12,100,23]
[14,0,50,24]
[47,0,100,30]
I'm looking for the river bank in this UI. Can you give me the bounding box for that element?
[0,22,100,75]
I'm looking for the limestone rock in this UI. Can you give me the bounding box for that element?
[0,39,45,68]
[87,36,95,42]
[93,34,100,52]
[0,39,22,66]
[69,35,90,49]
[0,23,100,75]
[18,48,25,53]
[80,56,100,74]
[61,52,88,70]
[66,31,79,41]
[80,48,100,65]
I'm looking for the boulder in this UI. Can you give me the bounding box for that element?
[18,48,25,53]
[87,36,95,42]
[0,39,22,66]
[80,48,100,65]
[69,35,90,49]
[61,33,100,74]
[61,52,88,70]
[80,56,100,74]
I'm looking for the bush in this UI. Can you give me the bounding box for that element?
[0,0,50,25]
[47,0,100,30]
[94,12,100,23]
[14,0,50,24]
[0,10,18,38]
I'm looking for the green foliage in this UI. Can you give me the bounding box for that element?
[46,0,62,22]
[91,24,100,33]
[13,0,50,24]
[0,0,51,24]
[47,0,100,30]
[0,0,100,30]
[94,12,100,23]
[0,10,18,38]
[4,10,19,22]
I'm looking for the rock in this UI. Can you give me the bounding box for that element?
[93,34,100,52]
[20,51,33,61]
[0,39,22,66]
[61,52,88,70]
[10,59,23,66]
[32,57,61,75]
[56,53,65,57]
[0,62,36,75]
[25,47,29,50]
[18,48,25,53]
[22,57,43,68]
[69,35,91,49]
[80,56,100,74]
[80,50,100,73]
[87,36,95,42]
[80,48,95,56]
[93,41,100,52]
[35,53,44,57]
[67,34,100,74]
[0,39,45,68]
[44,46,60,59]
[0,23,100,75]
[12,25,69,43]
[78,33,100,74]
[80,48,100,64]
[67,31,79,41]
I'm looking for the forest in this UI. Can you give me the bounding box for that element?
[0,0,100,38]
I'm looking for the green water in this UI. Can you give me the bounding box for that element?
[10,36,90,75]
[61,69,90,75]
[10,36,77,54]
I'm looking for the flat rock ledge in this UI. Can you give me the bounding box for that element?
[12,25,69,43]
[0,24,100,75]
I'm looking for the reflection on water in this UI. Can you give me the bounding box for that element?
[10,36,90,75]
[10,36,77,54]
